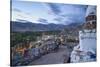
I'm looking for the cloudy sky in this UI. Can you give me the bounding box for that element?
[11,0,88,25]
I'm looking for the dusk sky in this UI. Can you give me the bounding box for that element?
[11,0,88,25]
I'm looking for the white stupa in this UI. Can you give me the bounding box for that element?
[70,5,96,63]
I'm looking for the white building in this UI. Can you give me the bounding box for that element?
[79,29,96,54]
[70,6,96,63]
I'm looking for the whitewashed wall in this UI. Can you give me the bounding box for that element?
[79,29,96,53]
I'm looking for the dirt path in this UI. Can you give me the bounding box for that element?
[29,46,71,65]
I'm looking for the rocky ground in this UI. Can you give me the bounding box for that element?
[29,45,72,65]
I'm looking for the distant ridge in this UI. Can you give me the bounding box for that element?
[10,21,83,32]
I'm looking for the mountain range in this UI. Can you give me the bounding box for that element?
[10,21,83,32]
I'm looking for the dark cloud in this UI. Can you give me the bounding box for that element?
[16,19,31,22]
[38,18,48,23]
[47,3,61,15]
[12,8,22,12]
[77,5,88,10]
[54,17,63,22]
[47,3,87,25]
